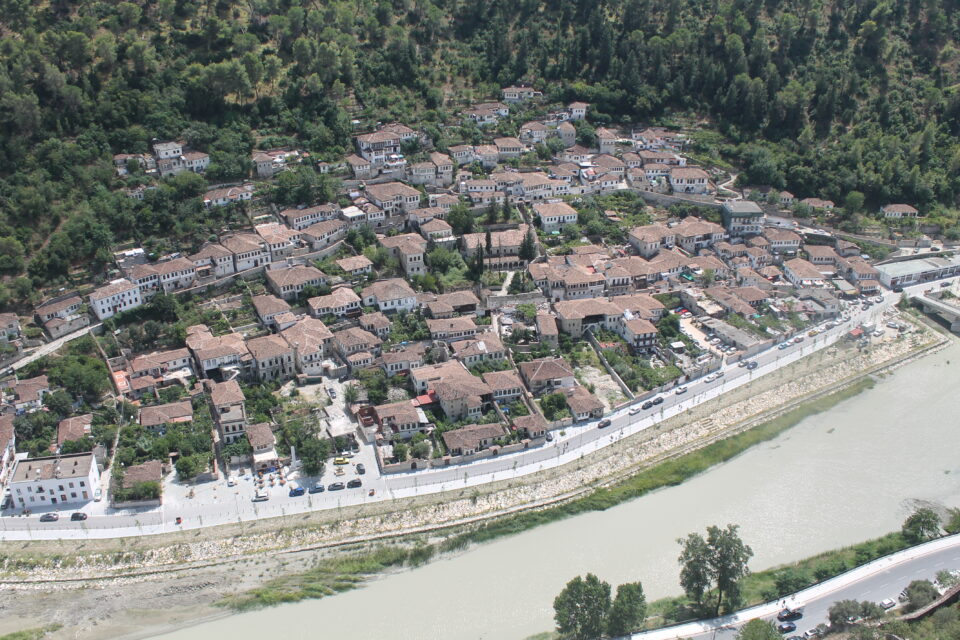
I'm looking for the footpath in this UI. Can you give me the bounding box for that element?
[630,534,960,640]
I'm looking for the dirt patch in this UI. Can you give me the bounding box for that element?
[576,365,627,410]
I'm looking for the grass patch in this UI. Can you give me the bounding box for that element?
[441,377,875,552]
[218,545,435,611]
[0,626,63,640]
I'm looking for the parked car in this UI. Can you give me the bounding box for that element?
[597,419,612,429]
[326,387,337,398]
[289,486,305,497]
[746,361,758,370]
[778,622,797,633]
[705,373,718,382]
[675,386,688,394]
[252,492,269,502]
[347,478,362,489]
[778,608,804,622]
[738,360,748,367]
[652,396,664,405]
[226,476,237,487]
[880,598,896,609]
[545,432,554,442]
[629,406,642,416]
[94,488,102,501]
[327,482,345,491]
[793,336,805,343]
[39,513,59,522]
[356,463,366,475]
[778,343,790,350]
[803,629,821,639]
[641,401,653,410]
[70,512,87,521]
[308,484,325,494]
[333,457,348,465]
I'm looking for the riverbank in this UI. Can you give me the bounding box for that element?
[0,318,947,640]
[525,529,953,640]
[220,377,878,613]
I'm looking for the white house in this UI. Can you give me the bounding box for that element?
[9,453,101,508]
[90,279,143,320]
[203,184,254,208]
[533,202,579,232]
[361,278,417,313]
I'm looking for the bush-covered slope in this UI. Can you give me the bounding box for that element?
[0,0,959,305]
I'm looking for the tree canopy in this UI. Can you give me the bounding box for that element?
[678,524,754,615]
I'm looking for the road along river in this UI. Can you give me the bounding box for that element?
[155,341,960,640]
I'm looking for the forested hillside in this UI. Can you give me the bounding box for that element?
[1,0,959,306]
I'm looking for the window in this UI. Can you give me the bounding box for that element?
[79,481,85,487]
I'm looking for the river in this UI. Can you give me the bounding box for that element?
[156,342,960,640]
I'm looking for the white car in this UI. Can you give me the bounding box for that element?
[628,406,642,416]
[226,476,237,487]
[880,598,896,610]
[675,386,688,395]
[705,373,718,382]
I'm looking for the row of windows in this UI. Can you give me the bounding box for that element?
[15,479,86,494]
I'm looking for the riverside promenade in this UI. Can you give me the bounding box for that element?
[630,534,960,640]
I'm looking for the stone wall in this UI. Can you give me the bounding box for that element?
[379,438,546,475]
[483,291,546,309]
[636,191,724,210]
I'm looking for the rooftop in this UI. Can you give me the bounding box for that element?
[11,453,96,484]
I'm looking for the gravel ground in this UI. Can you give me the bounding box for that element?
[576,365,628,410]
[0,319,945,640]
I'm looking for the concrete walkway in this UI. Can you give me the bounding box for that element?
[12,323,101,371]
[630,534,960,640]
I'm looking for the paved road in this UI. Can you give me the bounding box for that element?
[632,535,960,640]
[12,323,101,371]
[0,284,927,539]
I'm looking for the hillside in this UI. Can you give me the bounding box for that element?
[0,0,959,307]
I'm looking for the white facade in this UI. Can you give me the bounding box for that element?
[90,279,143,320]
[10,453,101,508]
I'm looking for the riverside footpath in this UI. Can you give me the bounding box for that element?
[632,534,960,640]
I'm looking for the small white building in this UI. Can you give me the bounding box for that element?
[9,453,101,508]
[90,279,143,320]
[533,202,579,232]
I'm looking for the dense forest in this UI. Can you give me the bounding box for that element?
[1,0,960,307]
